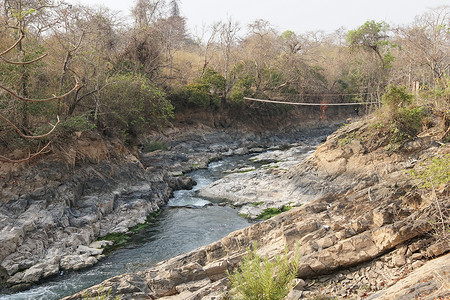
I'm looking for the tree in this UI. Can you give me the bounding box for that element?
[156,15,187,79]
[0,31,79,162]
[100,73,173,143]
[395,6,449,87]
[219,17,240,99]
[131,0,164,28]
[347,20,396,68]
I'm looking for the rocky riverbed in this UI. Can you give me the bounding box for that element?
[0,124,335,293]
[63,118,449,300]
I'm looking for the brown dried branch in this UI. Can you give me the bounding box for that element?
[0,34,24,57]
[0,113,60,139]
[0,78,80,102]
[0,53,48,65]
[0,141,52,163]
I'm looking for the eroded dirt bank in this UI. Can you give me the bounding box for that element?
[64,117,449,300]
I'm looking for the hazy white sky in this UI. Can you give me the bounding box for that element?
[72,0,448,35]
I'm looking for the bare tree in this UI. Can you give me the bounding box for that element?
[219,17,240,98]
[157,15,187,79]
[132,0,164,28]
[0,33,80,162]
[395,6,449,87]
[0,1,80,162]
[200,22,220,76]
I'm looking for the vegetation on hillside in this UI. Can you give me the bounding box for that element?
[227,243,301,300]
[0,1,448,161]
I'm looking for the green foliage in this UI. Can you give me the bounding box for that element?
[375,85,428,151]
[347,20,397,68]
[82,287,120,300]
[59,113,96,134]
[262,68,284,88]
[410,154,450,189]
[98,210,160,253]
[227,243,300,300]
[202,68,226,94]
[347,20,390,46]
[381,84,413,111]
[228,64,256,104]
[257,205,292,220]
[280,30,296,40]
[101,73,174,142]
[169,68,226,109]
[338,131,359,146]
[183,82,211,107]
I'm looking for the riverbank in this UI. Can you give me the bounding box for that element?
[63,116,449,299]
[0,122,338,293]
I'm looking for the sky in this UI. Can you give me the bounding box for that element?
[72,0,448,36]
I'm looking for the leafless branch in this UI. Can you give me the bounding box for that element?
[0,141,52,163]
[0,34,24,57]
[0,113,60,139]
[0,78,80,102]
[0,53,48,65]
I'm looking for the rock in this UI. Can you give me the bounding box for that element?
[392,253,406,267]
[234,147,248,155]
[411,260,425,269]
[411,252,423,261]
[292,278,306,291]
[0,228,24,263]
[89,240,114,249]
[60,254,98,271]
[77,245,103,256]
[284,289,302,300]
[368,253,450,300]
[167,176,195,190]
[426,240,449,258]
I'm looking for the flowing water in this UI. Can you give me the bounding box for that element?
[1,156,257,300]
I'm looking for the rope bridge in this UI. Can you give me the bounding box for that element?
[243,97,378,106]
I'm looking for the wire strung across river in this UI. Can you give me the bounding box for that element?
[243,97,378,106]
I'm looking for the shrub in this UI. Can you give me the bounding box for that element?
[183,82,211,107]
[257,205,292,220]
[410,154,450,189]
[101,73,174,143]
[381,84,413,118]
[59,113,96,134]
[376,85,428,151]
[227,243,300,300]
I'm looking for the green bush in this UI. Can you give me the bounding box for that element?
[227,243,300,300]
[202,68,226,94]
[257,205,292,220]
[377,85,428,151]
[59,113,96,134]
[381,84,413,117]
[101,73,174,142]
[183,82,211,107]
[410,154,450,189]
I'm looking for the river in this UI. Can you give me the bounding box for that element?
[1,155,258,300]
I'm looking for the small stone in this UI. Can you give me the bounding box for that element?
[285,289,302,300]
[411,252,423,261]
[412,261,425,269]
[292,278,306,291]
[426,240,449,257]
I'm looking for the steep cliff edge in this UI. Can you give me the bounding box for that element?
[64,117,449,299]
